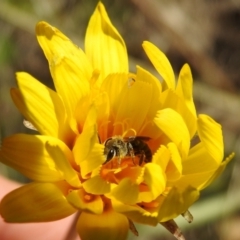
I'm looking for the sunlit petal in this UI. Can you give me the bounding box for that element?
[112,198,159,226]
[176,64,196,117]
[183,142,219,174]
[80,143,105,177]
[67,188,103,214]
[113,72,153,134]
[73,105,99,165]
[46,140,81,187]
[0,134,63,182]
[36,21,92,117]
[139,163,166,202]
[85,2,128,80]
[152,145,170,171]
[11,72,65,138]
[166,142,182,182]
[0,182,76,222]
[158,186,199,222]
[154,108,190,157]
[142,41,175,89]
[83,175,111,195]
[197,114,223,163]
[197,152,234,190]
[111,178,139,204]
[159,89,197,138]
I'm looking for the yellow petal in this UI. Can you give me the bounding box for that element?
[113,72,154,134]
[46,140,81,187]
[67,188,103,214]
[175,171,218,192]
[85,2,128,80]
[73,105,99,165]
[183,142,219,174]
[101,73,128,119]
[198,152,234,190]
[154,108,190,158]
[158,186,199,222]
[80,143,105,177]
[159,89,197,138]
[83,175,111,195]
[77,209,129,240]
[11,72,65,138]
[0,134,63,182]
[139,163,166,202]
[197,114,223,163]
[73,106,105,177]
[176,64,197,117]
[178,152,234,191]
[0,182,76,222]
[111,178,139,204]
[142,41,175,89]
[166,142,182,182]
[36,21,92,117]
[135,66,162,135]
[111,198,159,226]
[152,145,170,171]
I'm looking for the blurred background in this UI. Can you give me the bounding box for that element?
[0,0,240,239]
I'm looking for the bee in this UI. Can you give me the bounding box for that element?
[103,136,152,165]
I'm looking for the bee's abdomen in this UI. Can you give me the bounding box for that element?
[131,139,152,163]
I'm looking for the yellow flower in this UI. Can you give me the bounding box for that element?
[0,2,234,240]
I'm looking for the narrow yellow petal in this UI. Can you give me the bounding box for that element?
[101,73,128,118]
[198,152,234,190]
[176,171,218,191]
[0,134,63,182]
[67,188,103,214]
[46,140,81,187]
[152,145,170,171]
[73,106,98,165]
[158,186,199,222]
[0,182,76,222]
[111,178,139,204]
[73,106,105,176]
[176,64,197,118]
[113,73,153,134]
[77,210,129,240]
[11,72,65,138]
[36,21,92,117]
[85,2,128,80]
[83,175,110,195]
[154,108,190,158]
[80,143,105,177]
[139,163,166,202]
[178,153,234,191]
[142,41,175,89]
[183,142,219,174]
[111,198,159,226]
[135,66,162,133]
[197,114,223,163]
[159,89,197,138]
[166,142,182,182]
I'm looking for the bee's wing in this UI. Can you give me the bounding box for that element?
[126,136,151,142]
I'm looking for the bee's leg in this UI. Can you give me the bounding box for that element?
[139,150,146,166]
[127,143,135,165]
[116,149,122,166]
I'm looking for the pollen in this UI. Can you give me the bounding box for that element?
[84,194,93,202]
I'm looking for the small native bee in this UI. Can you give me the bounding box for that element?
[103,136,152,165]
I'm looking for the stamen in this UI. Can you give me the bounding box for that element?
[122,128,137,137]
